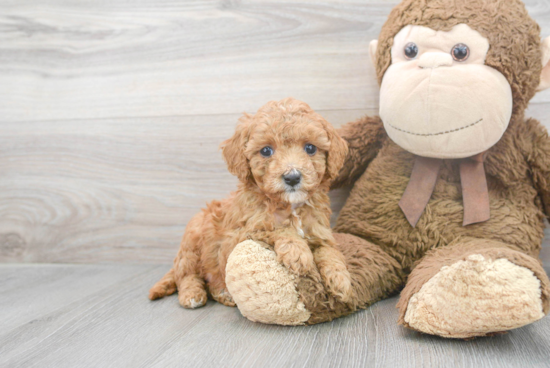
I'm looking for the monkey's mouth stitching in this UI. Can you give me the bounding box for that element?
[388,118,483,137]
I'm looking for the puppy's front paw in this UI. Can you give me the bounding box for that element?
[319,263,353,303]
[275,238,315,276]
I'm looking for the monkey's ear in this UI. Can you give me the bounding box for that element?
[220,115,252,182]
[537,36,550,92]
[369,40,378,68]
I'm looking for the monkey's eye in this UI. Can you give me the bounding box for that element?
[260,146,274,157]
[451,43,469,61]
[404,42,418,59]
[304,143,317,156]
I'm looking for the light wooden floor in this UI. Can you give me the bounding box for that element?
[1,262,550,368]
[2,0,550,367]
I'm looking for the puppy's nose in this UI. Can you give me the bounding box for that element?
[283,171,301,187]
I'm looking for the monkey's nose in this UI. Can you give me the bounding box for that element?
[418,52,453,69]
[283,170,301,187]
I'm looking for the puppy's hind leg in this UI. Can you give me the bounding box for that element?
[176,275,208,309]
[149,260,207,309]
[173,212,208,309]
[207,240,236,307]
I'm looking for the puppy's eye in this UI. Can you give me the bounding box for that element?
[451,43,469,61]
[404,42,418,60]
[260,146,274,157]
[304,143,317,155]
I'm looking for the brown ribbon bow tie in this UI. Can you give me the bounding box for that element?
[398,153,490,227]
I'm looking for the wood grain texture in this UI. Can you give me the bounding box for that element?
[1,0,550,263]
[0,0,388,121]
[0,263,549,368]
[0,110,371,263]
[1,0,549,122]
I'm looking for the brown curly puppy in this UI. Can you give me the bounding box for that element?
[149,98,351,309]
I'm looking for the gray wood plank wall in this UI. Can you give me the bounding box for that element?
[1,0,550,264]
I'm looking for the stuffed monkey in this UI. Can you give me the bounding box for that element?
[225,0,550,338]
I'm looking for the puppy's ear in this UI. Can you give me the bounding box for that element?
[323,122,349,184]
[220,114,252,182]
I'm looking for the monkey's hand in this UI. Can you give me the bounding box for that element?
[331,115,386,190]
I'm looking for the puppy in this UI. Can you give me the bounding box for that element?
[149,98,352,309]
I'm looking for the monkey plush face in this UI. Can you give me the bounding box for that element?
[370,0,550,160]
[377,24,513,158]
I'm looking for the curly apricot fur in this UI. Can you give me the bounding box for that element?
[149,98,351,308]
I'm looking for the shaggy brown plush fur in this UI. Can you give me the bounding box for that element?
[285,0,550,335]
[149,98,353,307]
[335,115,548,272]
[299,233,405,325]
[319,112,550,334]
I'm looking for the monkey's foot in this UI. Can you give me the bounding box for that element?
[225,240,311,325]
[403,254,545,338]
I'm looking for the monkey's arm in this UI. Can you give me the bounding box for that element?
[521,118,550,218]
[330,115,387,189]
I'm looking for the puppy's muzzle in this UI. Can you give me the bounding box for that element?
[283,170,301,187]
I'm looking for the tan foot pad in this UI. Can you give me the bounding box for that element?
[404,254,545,338]
[225,240,311,325]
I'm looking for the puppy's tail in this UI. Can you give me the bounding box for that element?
[149,268,177,300]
